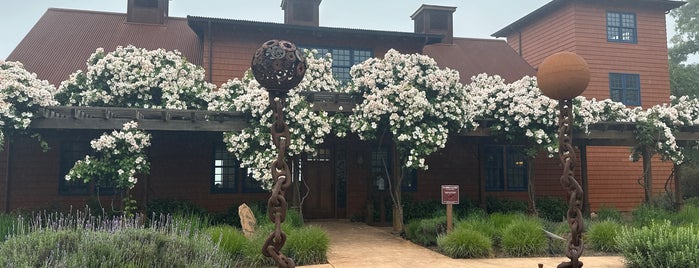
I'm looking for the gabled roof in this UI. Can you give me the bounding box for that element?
[6,8,202,86]
[423,38,536,83]
[187,15,443,44]
[492,0,686,37]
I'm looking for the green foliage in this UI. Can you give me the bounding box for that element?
[500,217,547,257]
[403,197,443,222]
[486,197,527,214]
[594,206,624,223]
[617,221,699,268]
[404,216,446,246]
[587,220,622,252]
[669,0,699,64]
[437,227,493,258]
[672,204,699,226]
[283,225,329,265]
[455,215,499,246]
[206,225,247,257]
[146,198,209,218]
[536,196,567,222]
[632,204,672,227]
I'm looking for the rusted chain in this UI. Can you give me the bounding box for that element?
[557,99,584,268]
[262,97,295,268]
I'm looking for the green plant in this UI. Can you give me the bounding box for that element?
[500,217,547,257]
[437,227,493,258]
[404,216,446,246]
[146,199,209,218]
[403,197,443,222]
[672,204,699,226]
[536,196,568,222]
[617,220,699,268]
[586,220,622,252]
[631,204,671,227]
[486,197,528,214]
[594,205,624,222]
[283,225,329,265]
[206,225,247,257]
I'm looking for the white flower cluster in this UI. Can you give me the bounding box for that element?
[56,45,215,109]
[0,61,58,147]
[65,121,151,189]
[467,74,558,156]
[348,49,470,169]
[213,50,338,189]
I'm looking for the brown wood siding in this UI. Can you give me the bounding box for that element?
[586,146,672,212]
[0,141,8,211]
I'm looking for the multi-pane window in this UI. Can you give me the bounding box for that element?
[59,141,91,195]
[607,12,637,43]
[609,73,641,106]
[212,145,264,193]
[301,46,373,82]
[370,147,417,191]
[484,145,527,192]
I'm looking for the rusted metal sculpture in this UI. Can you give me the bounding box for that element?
[537,51,590,268]
[252,39,306,268]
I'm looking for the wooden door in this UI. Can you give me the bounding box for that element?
[302,148,335,219]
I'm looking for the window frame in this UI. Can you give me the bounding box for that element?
[298,46,373,83]
[606,11,637,43]
[609,73,641,106]
[58,141,92,196]
[483,145,528,192]
[211,144,239,194]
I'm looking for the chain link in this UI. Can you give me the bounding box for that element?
[557,99,584,268]
[262,97,295,268]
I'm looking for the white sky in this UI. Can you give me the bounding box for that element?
[0,0,681,60]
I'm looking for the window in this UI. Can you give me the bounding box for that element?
[135,0,159,8]
[300,46,373,82]
[483,145,527,192]
[306,148,331,162]
[59,141,90,195]
[607,12,636,43]
[212,145,238,193]
[609,73,641,105]
[370,147,417,191]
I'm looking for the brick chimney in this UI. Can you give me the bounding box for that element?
[127,0,168,24]
[411,5,456,44]
[281,0,321,27]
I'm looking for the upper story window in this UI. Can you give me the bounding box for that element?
[484,145,527,192]
[609,73,641,106]
[606,11,637,43]
[301,46,373,83]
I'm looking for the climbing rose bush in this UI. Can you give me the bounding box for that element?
[0,61,58,148]
[66,121,151,190]
[56,45,215,109]
[210,50,338,188]
[348,49,472,169]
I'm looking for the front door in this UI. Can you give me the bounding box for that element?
[302,148,335,219]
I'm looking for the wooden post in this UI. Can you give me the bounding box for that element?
[642,147,653,203]
[446,204,453,233]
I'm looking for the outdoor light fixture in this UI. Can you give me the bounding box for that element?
[537,51,590,268]
[252,39,306,268]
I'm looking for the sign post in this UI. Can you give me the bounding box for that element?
[441,185,459,233]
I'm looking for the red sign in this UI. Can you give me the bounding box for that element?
[441,185,459,205]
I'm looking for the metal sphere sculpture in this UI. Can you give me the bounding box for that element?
[537,51,590,100]
[537,51,589,268]
[251,39,307,96]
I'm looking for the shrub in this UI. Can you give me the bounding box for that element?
[486,197,527,214]
[631,204,671,227]
[536,196,567,222]
[437,227,493,258]
[617,221,699,268]
[146,199,208,218]
[0,213,19,241]
[284,225,329,265]
[500,217,547,257]
[404,216,446,246]
[206,225,247,257]
[594,205,624,223]
[586,220,622,252]
[403,197,443,222]
[672,204,699,226]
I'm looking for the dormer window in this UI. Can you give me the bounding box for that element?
[607,11,637,43]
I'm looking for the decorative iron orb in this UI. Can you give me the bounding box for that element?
[251,40,306,95]
[536,51,590,100]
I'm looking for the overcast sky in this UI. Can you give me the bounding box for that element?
[0,0,680,60]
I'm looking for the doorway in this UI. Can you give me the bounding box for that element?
[302,148,335,219]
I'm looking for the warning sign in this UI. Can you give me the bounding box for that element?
[441,185,459,205]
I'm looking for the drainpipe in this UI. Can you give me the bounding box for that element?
[4,141,11,213]
[208,20,213,83]
[518,31,523,56]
